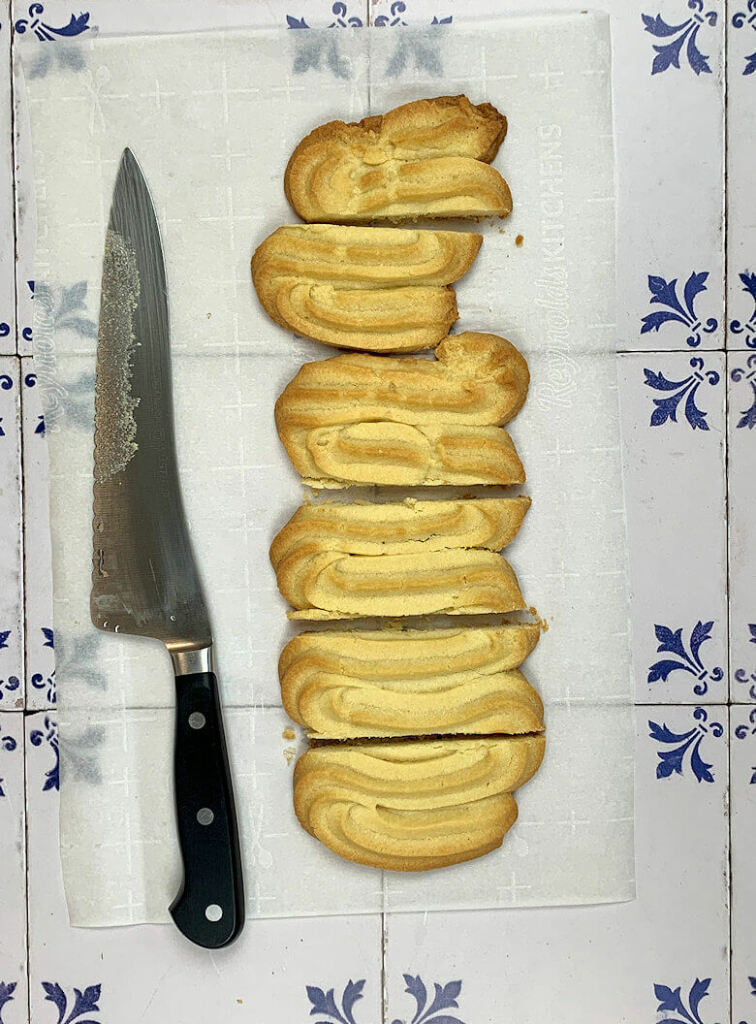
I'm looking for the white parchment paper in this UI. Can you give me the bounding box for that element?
[21,14,634,923]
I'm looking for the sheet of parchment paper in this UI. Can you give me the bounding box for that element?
[20,13,634,922]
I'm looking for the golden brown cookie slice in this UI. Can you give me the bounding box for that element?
[251,224,481,352]
[285,96,512,223]
[293,735,545,870]
[275,332,529,487]
[280,624,544,739]
[270,498,529,619]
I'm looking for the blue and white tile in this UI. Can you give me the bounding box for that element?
[729,353,756,703]
[731,706,756,1024]
[11,12,34,359]
[384,705,729,1024]
[619,352,727,702]
[0,359,23,709]
[0,713,27,1024]
[369,0,725,354]
[0,8,13,359]
[20,357,54,710]
[25,710,383,1023]
[9,0,370,360]
[727,0,756,352]
[11,0,368,37]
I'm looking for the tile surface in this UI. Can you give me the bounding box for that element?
[727,0,756,353]
[620,351,728,703]
[0,712,27,1024]
[384,706,730,1024]
[732,705,756,1024]
[0,9,14,357]
[370,0,726,355]
[0,0,746,1021]
[0,357,23,710]
[729,352,756,703]
[24,711,382,1024]
[20,358,54,711]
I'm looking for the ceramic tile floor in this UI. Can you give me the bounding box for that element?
[0,0,752,1021]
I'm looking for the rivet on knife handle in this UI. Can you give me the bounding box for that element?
[170,661,245,949]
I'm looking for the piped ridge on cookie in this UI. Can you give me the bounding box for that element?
[275,332,529,487]
[251,224,481,352]
[293,735,545,871]
[280,624,544,739]
[270,497,529,619]
[285,96,512,223]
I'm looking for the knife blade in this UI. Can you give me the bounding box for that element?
[91,148,244,949]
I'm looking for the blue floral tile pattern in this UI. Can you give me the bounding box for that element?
[30,716,59,792]
[730,272,756,346]
[732,2,756,74]
[644,357,720,429]
[377,14,453,76]
[287,3,363,30]
[41,983,102,1024]
[734,625,756,699]
[393,976,464,1024]
[731,356,756,429]
[642,2,718,76]
[22,282,33,343]
[375,2,408,26]
[734,709,756,784]
[0,983,16,1024]
[329,3,363,28]
[0,625,20,702]
[306,976,465,1024]
[640,272,718,347]
[306,979,365,1023]
[647,621,723,696]
[649,708,724,783]
[14,4,90,42]
[286,7,358,78]
[31,669,56,704]
[0,724,18,798]
[24,370,47,435]
[653,977,719,1024]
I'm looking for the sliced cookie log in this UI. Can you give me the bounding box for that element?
[279,624,544,739]
[285,95,511,223]
[275,331,529,487]
[251,224,481,352]
[269,498,529,620]
[293,735,545,871]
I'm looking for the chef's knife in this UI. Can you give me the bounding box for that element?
[90,148,244,949]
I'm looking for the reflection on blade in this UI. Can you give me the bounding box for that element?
[91,149,211,652]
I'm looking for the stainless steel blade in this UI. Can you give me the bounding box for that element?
[91,149,211,654]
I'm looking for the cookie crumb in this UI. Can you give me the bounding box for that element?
[515,234,524,247]
[282,728,295,740]
[283,746,297,765]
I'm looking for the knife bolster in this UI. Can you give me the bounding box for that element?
[170,644,214,676]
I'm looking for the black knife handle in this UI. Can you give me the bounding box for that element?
[169,672,245,948]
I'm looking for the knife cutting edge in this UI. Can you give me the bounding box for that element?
[90,148,245,948]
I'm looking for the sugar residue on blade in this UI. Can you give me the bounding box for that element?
[94,230,141,482]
